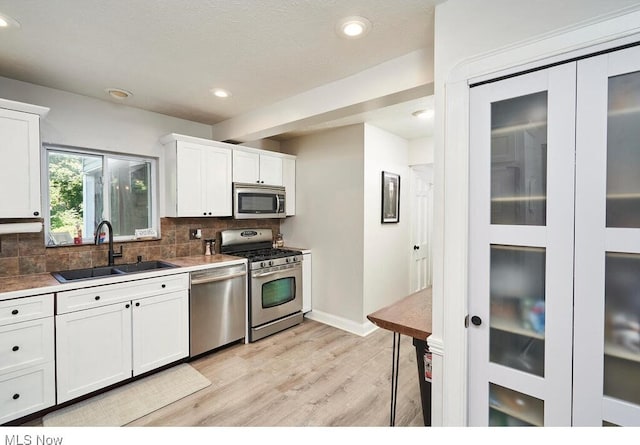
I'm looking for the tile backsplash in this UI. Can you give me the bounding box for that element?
[0,217,280,278]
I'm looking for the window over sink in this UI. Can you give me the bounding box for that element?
[43,144,158,246]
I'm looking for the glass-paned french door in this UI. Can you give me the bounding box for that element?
[469,62,576,426]
[469,43,640,426]
[573,45,640,426]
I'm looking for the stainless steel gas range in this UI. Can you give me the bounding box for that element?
[220,228,303,342]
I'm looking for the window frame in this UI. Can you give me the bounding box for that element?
[42,143,159,246]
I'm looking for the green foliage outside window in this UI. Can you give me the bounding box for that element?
[48,152,84,234]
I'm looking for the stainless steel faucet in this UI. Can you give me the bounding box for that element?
[94,220,123,266]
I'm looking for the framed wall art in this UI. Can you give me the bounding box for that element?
[381,171,400,223]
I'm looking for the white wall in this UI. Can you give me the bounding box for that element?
[432,0,640,426]
[362,124,410,320]
[281,123,413,332]
[280,125,365,328]
[408,136,433,165]
[0,75,212,217]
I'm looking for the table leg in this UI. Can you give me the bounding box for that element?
[413,338,432,426]
[390,332,401,426]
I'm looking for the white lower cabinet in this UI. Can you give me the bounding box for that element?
[55,302,133,404]
[0,294,55,424]
[55,274,189,404]
[132,291,189,376]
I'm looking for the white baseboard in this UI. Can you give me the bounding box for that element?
[304,310,378,337]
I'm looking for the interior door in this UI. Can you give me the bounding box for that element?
[573,44,640,426]
[410,165,432,292]
[468,62,576,426]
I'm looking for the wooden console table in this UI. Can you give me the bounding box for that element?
[367,287,433,426]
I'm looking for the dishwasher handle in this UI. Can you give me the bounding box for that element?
[191,271,246,285]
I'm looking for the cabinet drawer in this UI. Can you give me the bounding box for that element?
[0,361,55,424]
[0,317,54,376]
[0,294,53,326]
[56,273,189,314]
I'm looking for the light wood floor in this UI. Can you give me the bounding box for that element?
[28,319,426,427]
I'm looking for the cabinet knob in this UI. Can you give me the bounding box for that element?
[413,245,420,250]
[135,302,140,307]
[12,346,19,352]
[11,309,18,315]
[471,315,482,326]
[33,211,39,216]
[95,296,101,301]
[161,284,166,288]
[12,394,19,400]
[125,304,130,308]
[203,212,207,216]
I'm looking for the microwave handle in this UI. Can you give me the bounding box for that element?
[276,195,281,214]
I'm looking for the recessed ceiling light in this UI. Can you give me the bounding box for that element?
[105,88,133,100]
[412,109,434,120]
[0,13,20,29]
[211,88,231,98]
[337,16,371,39]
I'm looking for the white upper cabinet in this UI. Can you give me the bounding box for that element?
[162,134,233,217]
[233,149,283,186]
[0,99,49,219]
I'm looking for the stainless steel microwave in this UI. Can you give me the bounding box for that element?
[233,183,286,219]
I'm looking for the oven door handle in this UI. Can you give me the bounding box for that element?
[252,270,282,279]
[252,267,299,279]
[191,271,247,285]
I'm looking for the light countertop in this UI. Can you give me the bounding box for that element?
[0,254,246,301]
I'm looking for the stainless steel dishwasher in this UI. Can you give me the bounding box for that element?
[189,263,247,358]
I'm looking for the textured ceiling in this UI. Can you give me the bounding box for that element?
[0,0,438,140]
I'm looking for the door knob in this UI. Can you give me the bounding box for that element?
[471,315,482,326]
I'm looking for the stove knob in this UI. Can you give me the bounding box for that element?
[286,258,290,263]
[260,262,265,268]
[268,260,273,266]
[292,257,297,262]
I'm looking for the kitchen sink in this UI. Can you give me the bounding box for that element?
[113,260,178,273]
[51,266,125,283]
[51,260,178,283]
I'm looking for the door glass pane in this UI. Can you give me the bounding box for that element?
[108,158,152,237]
[489,383,544,426]
[604,252,640,405]
[607,71,640,227]
[490,245,545,377]
[491,92,548,225]
[262,277,296,308]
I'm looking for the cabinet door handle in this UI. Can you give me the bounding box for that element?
[12,346,19,352]
[13,394,20,400]
[11,309,18,315]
